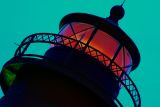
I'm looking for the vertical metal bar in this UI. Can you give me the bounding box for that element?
[70,23,81,49]
[73,34,86,49]
[82,28,98,51]
[70,23,76,36]
[108,44,122,67]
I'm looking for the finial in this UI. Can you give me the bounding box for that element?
[108,5,125,24]
[107,0,127,24]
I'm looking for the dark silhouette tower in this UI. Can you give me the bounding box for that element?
[0,3,141,107]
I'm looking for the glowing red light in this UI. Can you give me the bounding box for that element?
[52,22,133,76]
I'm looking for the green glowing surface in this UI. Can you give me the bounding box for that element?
[0,0,159,106]
[3,69,16,87]
[2,63,23,87]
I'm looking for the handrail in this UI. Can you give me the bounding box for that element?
[14,33,141,107]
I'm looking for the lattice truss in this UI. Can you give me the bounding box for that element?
[14,33,141,107]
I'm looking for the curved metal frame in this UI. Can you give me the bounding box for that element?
[59,13,140,71]
[12,33,141,107]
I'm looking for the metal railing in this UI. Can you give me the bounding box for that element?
[14,33,141,107]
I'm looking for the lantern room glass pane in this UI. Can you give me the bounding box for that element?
[115,47,132,73]
[72,22,94,33]
[56,22,133,75]
[73,28,95,43]
[90,30,120,59]
[57,23,95,48]
[59,24,74,36]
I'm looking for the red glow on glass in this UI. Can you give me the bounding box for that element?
[59,24,74,36]
[52,22,133,76]
[90,30,119,59]
[115,47,132,73]
[74,28,95,43]
[72,22,93,33]
[57,23,95,48]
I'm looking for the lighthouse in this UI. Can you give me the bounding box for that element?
[0,3,141,107]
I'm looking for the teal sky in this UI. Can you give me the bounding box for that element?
[0,0,159,106]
